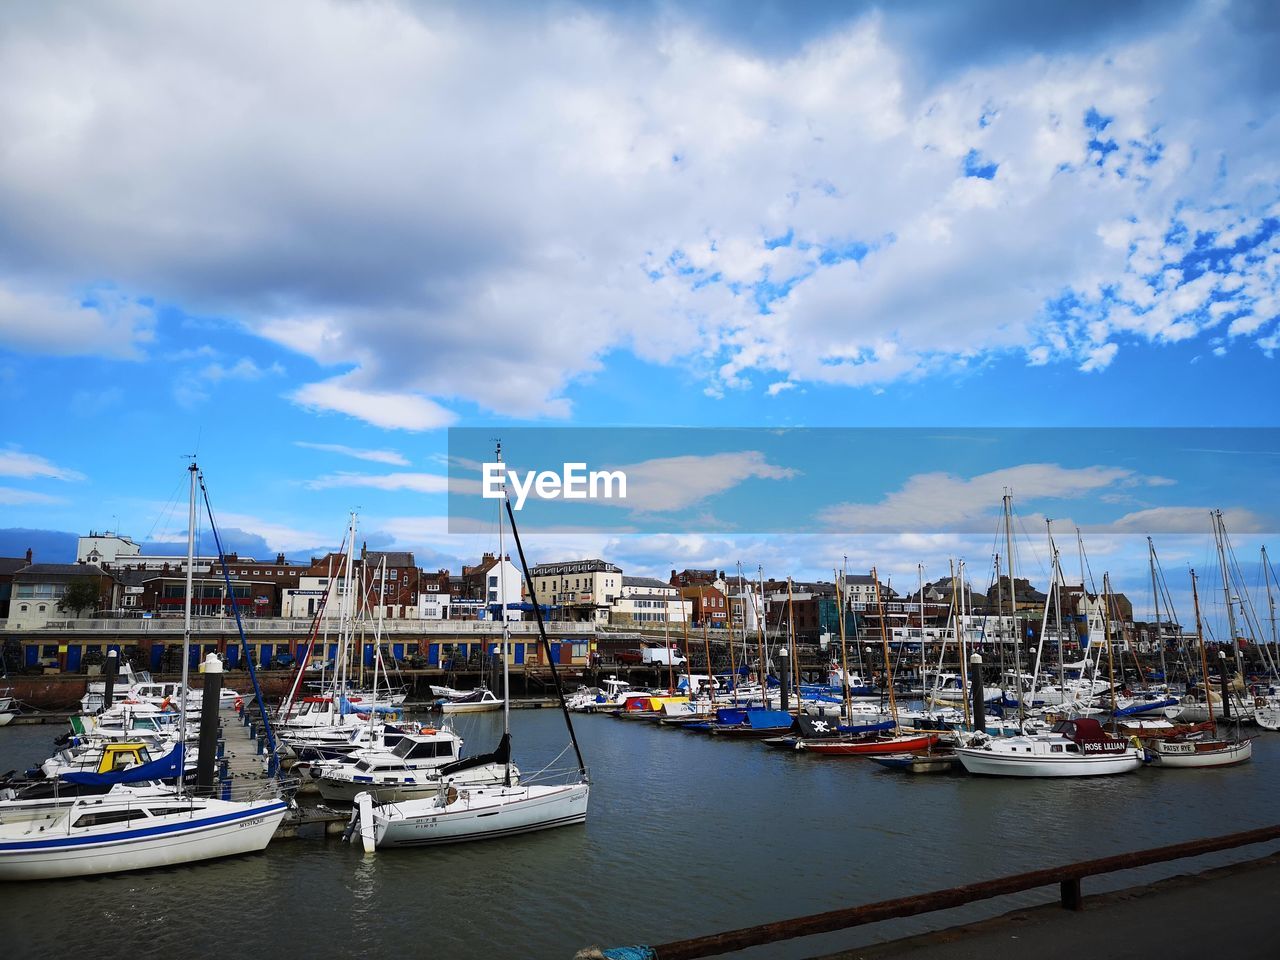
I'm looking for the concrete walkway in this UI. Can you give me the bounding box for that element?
[816,853,1280,960]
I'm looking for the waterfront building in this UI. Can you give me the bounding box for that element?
[526,559,622,623]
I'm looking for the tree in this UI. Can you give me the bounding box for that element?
[58,578,101,617]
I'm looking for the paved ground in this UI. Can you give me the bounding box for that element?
[814,853,1280,960]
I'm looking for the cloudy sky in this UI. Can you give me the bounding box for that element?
[1,0,1277,629]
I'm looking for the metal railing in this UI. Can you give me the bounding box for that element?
[7,617,596,635]
[584,823,1280,959]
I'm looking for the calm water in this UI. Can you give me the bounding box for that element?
[3,712,1278,960]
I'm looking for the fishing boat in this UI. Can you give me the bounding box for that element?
[349,442,589,852]
[0,463,289,880]
[954,718,1143,777]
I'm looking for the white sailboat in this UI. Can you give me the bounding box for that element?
[350,443,589,851]
[0,463,288,881]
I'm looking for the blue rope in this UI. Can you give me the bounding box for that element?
[199,473,281,777]
[601,949,657,960]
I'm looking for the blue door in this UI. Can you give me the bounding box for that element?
[67,645,83,671]
[428,643,439,666]
[226,644,240,667]
[260,644,273,666]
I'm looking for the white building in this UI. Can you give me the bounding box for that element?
[611,578,690,626]
[77,533,142,566]
[527,559,622,623]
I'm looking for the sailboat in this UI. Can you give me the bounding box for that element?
[1145,570,1252,768]
[349,443,589,851]
[0,463,289,881]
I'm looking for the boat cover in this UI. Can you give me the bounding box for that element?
[62,743,184,786]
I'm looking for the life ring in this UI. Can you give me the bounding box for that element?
[419,726,435,735]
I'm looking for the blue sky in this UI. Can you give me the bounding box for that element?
[1,0,1278,633]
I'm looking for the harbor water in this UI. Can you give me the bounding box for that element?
[4,711,1278,959]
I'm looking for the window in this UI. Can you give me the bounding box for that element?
[73,808,148,828]
[19,604,27,612]
[489,576,497,588]
[38,605,46,613]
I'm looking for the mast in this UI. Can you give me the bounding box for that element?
[1002,492,1022,722]
[1102,572,1119,724]
[726,584,739,708]
[1213,509,1246,685]
[367,557,387,740]
[177,461,198,792]
[1191,569,1216,736]
[496,442,512,785]
[700,587,714,705]
[1264,547,1280,679]
[951,558,970,729]
[680,584,695,704]
[1148,537,1168,693]
[663,592,674,694]
[786,577,799,714]
[871,567,898,728]
[836,567,851,721]
[917,563,926,707]
[756,565,768,698]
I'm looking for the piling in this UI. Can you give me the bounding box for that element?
[196,653,223,791]
[779,646,790,713]
[103,649,118,711]
[1218,650,1232,721]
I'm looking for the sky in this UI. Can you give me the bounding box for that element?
[1,0,1278,635]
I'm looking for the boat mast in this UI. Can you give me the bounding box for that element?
[1191,569,1216,736]
[496,442,512,785]
[680,582,695,704]
[178,461,198,793]
[1264,547,1280,679]
[367,558,387,740]
[725,582,739,708]
[756,564,768,698]
[1213,509,1247,685]
[917,562,926,714]
[836,566,851,721]
[1148,537,1168,693]
[1102,572,1119,724]
[872,566,898,728]
[700,586,714,706]
[663,591,674,694]
[1002,493,1023,723]
[786,577,799,713]
[952,558,970,730]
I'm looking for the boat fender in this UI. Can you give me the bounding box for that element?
[1129,736,1142,750]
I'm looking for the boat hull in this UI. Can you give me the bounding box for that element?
[371,782,589,847]
[803,733,941,756]
[954,747,1143,777]
[1146,739,1253,768]
[0,799,288,881]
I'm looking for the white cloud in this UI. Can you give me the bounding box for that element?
[306,472,452,494]
[0,485,63,506]
[0,282,154,359]
[0,450,86,481]
[1105,505,1266,534]
[819,462,1167,532]
[200,357,284,382]
[293,442,410,466]
[291,375,456,431]
[0,1,1273,418]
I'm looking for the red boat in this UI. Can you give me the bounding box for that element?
[801,732,941,756]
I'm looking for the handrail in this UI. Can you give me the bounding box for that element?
[9,618,597,634]
[589,823,1280,959]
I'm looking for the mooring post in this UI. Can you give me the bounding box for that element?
[779,646,789,713]
[969,652,984,734]
[1059,878,1083,911]
[103,649,118,711]
[1218,650,1232,721]
[196,653,223,791]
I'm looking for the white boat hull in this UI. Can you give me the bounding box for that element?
[370,782,588,847]
[955,747,1144,777]
[1147,739,1253,768]
[438,700,504,715]
[0,798,288,881]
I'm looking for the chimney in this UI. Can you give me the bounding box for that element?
[276,553,286,565]
[25,547,32,563]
